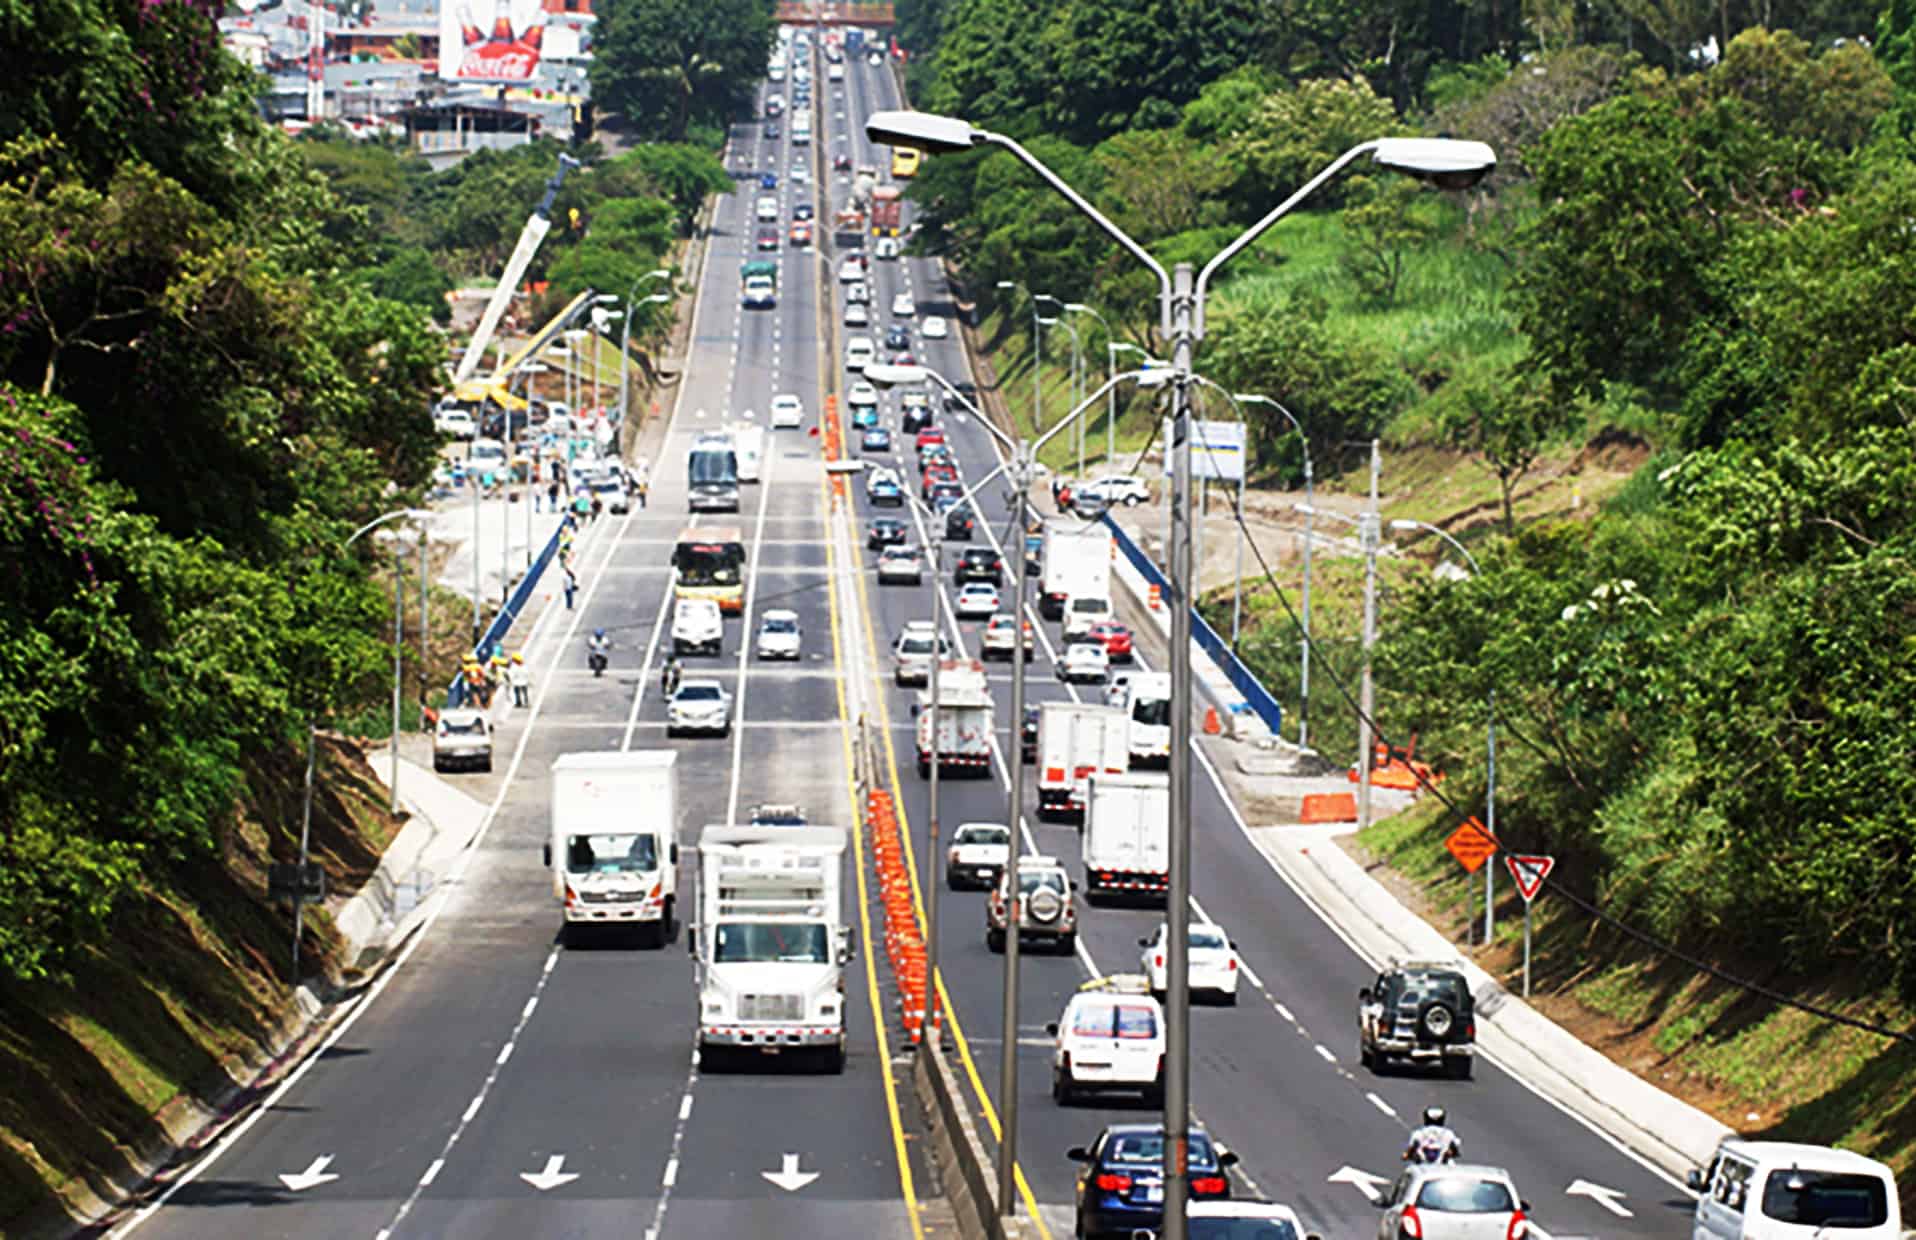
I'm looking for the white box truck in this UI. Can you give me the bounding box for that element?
[1040,523,1112,621]
[691,825,850,1073]
[1081,771,1170,902]
[546,751,681,946]
[915,658,995,779]
[1037,701,1130,821]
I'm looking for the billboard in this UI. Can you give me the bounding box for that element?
[1160,418,1247,483]
[440,0,546,83]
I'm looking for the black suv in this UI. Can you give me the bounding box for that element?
[1357,960,1475,1079]
[955,547,1002,585]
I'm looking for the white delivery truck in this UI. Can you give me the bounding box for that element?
[691,825,850,1073]
[1040,523,1112,621]
[546,751,681,946]
[1036,701,1130,822]
[733,423,766,483]
[915,658,995,779]
[1122,670,1174,769]
[1081,771,1171,902]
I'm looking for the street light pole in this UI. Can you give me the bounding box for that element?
[1062,303,1111,468]
[1358,440,1380,831]
[1391,518,1496,942]
[618,270,673,430]
[995,280,1049,440]
[869,111,1493,1240]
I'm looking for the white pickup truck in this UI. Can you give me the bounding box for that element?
[546,751,681,946]
[1036,701,1130,821]
[1081,772,1171,903]
[691,826,850,1073]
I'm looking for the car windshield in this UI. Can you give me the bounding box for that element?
[1070,1002,1159,1039]
[564,832,658,875]
[1415,1177,1515,1213]
[677,685,721,701]
[1132,696,1171,727]
[439,717,485,736]
[1017,870,1066,896]
[762,617,798,633]
[957,826,1009,847]
[713,922,830,964]
[1190,1221,1298,1240]
[1190,929,1228,951]
[1761,1171,1891,1227]
[1105,1131,1216,1168]
[900,636,939,655]
[689,448,737,485]
[1396,973,1467,1008]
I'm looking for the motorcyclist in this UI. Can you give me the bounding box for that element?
[1404,1106,1461,1164]
[588,629,610,676]
[662,654,684,698]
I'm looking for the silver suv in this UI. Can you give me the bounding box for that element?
[987,856,1077,955]
[892,621,949,686]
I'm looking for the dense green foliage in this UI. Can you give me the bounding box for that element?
[0,2,436,981]
[591,0,777,141]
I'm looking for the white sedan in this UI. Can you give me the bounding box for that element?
[838,256,865,282]
[921,315,949,340]
[846,280,871,305]
[770,393,806,429]
[755,608,803,660]
[1059,641,1110,683]
[891,292,916,318]
[954,582,999,619]
[666,680,733,737]
[1138,921,1240,1003]
[846,380,879,408]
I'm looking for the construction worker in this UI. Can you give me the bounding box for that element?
[463,658,488,708]
[508,652,531,708]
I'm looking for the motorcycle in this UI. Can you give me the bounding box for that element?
[1405,1129,1461,1165]
[588,646,608,678]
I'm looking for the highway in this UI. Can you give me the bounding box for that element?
[829,43,1693,1240]
[106,31,1693,1240]
[115,43,922,1240]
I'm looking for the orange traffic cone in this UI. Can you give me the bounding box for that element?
[1148,583,1163,611]
[1203,707,1222,735]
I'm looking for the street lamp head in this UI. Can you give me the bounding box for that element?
[1390,519,1423,533]
[866,109,981,154]
[1371,138,1497,190]
[995,280,1016,291]
[593,292,621,304]
[647,267,671,279]
[642,293,672,304]
[1063,302,1090,312]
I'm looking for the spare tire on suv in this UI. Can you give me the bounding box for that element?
[1357,961,1475,1079]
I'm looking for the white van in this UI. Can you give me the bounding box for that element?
[1689,1140,1901,1240]
[1122,671,1172,769]
[732,424,765,483]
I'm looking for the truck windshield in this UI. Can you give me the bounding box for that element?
[689,447,737,486]
[1132,697,1171,727]
[1761,1171,1890,1227]
[714,923,830,963]
[565,833,658,874]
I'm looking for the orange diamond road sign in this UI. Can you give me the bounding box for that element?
[1505,853,1555,902]
[1445,819,1497,874]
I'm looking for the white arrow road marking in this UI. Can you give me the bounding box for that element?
[762,1152,820,1192]
[1567,1179,1634,1217]
[1328,1165,1390,1203]
[521,1154,581,1192]
[279,1155,340,1192]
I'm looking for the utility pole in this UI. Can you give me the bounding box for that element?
[1357,439,1381,831]
[996,447,1034,1219]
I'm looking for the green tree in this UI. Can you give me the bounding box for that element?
[1438,362,1578,532]
[1223,78,1402,217]
[365,246,453,322]
[1093,128,1231,244]
[1338,174,1436,303]
[602,143,731,234]
[592,0,776,140]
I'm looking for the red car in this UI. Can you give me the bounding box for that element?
[1087,621,1134,662]
[914,426,946,451]
[788,219,813,245]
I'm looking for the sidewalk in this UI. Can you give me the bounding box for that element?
[1103,508,1731,1184]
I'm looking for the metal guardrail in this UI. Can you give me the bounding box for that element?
[446,515,569,707]
[1099,513,1284,740]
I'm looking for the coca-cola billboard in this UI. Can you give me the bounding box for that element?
[440,0,546,82]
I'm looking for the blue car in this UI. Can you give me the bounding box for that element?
[1069,1123,1236,1240]
[861,426,893,453]
[759,172,778,190]
[851,404,880,430]
[867,474,904,506]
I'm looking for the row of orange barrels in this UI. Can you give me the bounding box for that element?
[867,788,931,1043]
[822,394,846,500]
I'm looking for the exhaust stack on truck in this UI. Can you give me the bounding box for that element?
[690,825,850,1074]
[546,751,681,947]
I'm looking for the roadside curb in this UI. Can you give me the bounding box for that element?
[334,756,490,970]
[1101,517,1731,1186]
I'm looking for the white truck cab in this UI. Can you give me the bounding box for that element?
[1689,1140,1901,1240]
[1122,671,1173,769]
[545,751,681,946]
[691,826,851,1073]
